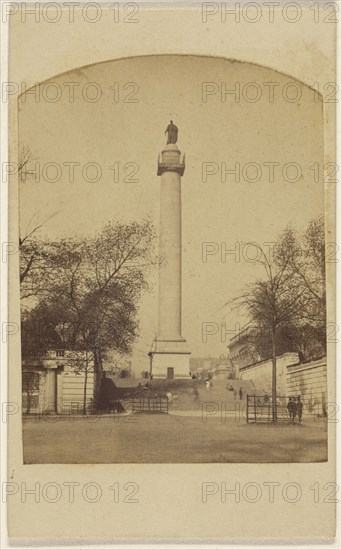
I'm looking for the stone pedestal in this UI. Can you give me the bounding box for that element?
[151,350,191,379]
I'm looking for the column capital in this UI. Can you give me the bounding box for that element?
[157,143,185,176]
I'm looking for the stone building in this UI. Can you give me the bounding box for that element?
[189,356,233,379]
[22,349,102,415]
[202,358,235,380]
[228,327,260,373]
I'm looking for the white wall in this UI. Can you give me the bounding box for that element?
[240,353,299,396]
[287,357,327,414]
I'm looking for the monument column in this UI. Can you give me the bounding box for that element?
[150,122,191,379]
[158,143,183,339]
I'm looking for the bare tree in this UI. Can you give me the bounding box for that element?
[233,244,309,422]
[148,332,158,385]
[18,146,33,178]
[275,217,326,348]
[227,217,326,422]
[18,149,61,299]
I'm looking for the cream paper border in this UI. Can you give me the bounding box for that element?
[5,1,338,542]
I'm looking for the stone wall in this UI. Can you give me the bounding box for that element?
[239,352,299,396]
[286,357,327,415]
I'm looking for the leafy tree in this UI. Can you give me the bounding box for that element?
[21,219,156,411]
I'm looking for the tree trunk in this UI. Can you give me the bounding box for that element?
[149,353,153,385]
[93,347,102,411]
[271,325,277,423]
[83,351,88,415]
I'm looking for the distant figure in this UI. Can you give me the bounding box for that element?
[297,396,303,423]
[239,387,243,400]
[287,397,295,424]
[165,120,178,144]
[205,380,210,392]
[233,389,237,401]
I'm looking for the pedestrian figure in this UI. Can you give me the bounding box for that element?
[297,396,303,423]
[239,387,243,400]
[287,397,295,424]
[205,380,210,392]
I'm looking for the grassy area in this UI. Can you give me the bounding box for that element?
[23,414,327,464]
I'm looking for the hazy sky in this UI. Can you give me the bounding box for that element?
[19,55,324,372]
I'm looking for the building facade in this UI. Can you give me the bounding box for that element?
[228,327,260,373]
[189,357,233,379]
[22,349,102,415]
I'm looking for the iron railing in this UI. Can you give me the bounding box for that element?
[246,394,319,423]
[132,396,168,414]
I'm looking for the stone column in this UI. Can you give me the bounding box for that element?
[44,368,57,414]
[151,143,190,378]
[158,144,183,339]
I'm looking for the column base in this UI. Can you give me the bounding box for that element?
[149,339,191,379]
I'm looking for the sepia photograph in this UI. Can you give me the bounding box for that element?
[3,2,339,543]
[18,55,328,464]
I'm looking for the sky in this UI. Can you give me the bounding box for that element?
[18,55,324,373]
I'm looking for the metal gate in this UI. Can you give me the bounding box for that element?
[246,395,302,423]
[132,396,169,414]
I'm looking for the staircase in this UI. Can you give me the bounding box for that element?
[150,378,262,412]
